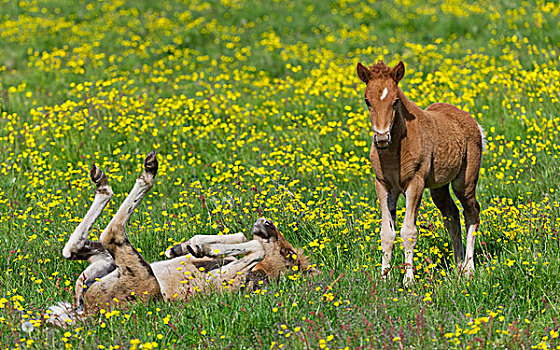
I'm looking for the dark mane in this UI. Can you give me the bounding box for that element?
[368,60,391,79]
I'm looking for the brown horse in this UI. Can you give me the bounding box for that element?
[48,152,316,326]
[356,60,484,285]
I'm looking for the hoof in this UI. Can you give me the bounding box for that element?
[90,164,110,193]
[381,265,391,280]
[90,164,108,185]
[186,244,203,258]
[144,151,158,175]
[459,259,475,278]
[90,163,102,182]
[460,265,475,278]
[165,244,183,259]
[403,272,415,288]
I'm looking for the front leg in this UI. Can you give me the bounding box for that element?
[375,180,399,277]
[187,240,264,260]
[401,176,424,286]
[199,240,266,290]
[165,232,248,258]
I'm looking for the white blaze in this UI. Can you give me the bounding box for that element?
[380,87,388,101]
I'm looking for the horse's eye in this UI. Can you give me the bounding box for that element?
[365,99,371,107]
[392,99,399,109]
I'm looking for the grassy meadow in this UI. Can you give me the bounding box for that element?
[1,0,560,348]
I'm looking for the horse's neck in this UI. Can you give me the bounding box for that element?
[391,93,407,142]
[393,89,423,140]
[397,88,424,120]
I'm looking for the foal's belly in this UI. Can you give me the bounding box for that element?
[85,269,160,311]
[151,256,238,301]
[425,134,465,188]
[151,258,200,301]
[425,167,461,189]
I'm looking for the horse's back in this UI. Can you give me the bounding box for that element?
[425,103,482,148]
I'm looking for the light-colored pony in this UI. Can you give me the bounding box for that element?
[356,60,484,285]
[48,152,315,326]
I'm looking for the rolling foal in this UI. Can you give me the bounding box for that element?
[48,152,315,326]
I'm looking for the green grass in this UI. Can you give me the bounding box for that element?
[1,0,560,348]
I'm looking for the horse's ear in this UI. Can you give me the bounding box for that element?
[357,62,371,84]
[392,61,405,83]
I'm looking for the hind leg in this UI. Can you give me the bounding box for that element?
[63,164,113,260]
[452,157,482,276]
[59,164,117,309]
[195,241,265,291]
[87,152,162,309]
[430,186,464,265]
[50,165,117,325]
[453,191,480,276]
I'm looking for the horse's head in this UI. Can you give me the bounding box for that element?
[356,60,405,149]
[252,217,281,240]
[252,218,320,277]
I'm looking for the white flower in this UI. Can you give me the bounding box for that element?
[21,321,34,333]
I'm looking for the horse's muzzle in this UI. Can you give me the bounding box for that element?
[252,218,276,238]
[374,132,391,149]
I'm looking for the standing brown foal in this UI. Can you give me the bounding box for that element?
[356,60,484,285]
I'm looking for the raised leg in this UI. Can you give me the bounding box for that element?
[375,180,399,277]
[86,152,162,310]
[401,176,425,286]
[60,164,117,310]
[63,164,113,260]
[430,186,464,264]
[165,232,248,258]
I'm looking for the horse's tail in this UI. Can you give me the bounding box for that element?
[45,301,80,327]
[477,123,487,152]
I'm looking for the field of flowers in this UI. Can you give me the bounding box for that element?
[1,0,560,348]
